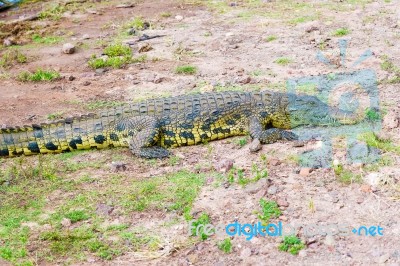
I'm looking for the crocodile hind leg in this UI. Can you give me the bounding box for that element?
[249,117,298,144]
[113,116,170,159]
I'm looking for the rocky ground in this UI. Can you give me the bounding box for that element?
[0,0,400,265]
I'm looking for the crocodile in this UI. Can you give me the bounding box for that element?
[0,90,358,159]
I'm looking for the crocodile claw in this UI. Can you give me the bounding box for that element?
[139,147,171,159]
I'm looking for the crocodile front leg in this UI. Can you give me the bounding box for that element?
[112,116,170,159]
[249,117,298,144]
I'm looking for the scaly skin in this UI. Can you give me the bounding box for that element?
[0,90,358,158]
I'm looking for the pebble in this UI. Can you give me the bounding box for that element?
[365,172,380,186]
[62,43,75,54]
[377,253,390,264]
[214,159,234,173]
[3,37,15,47]
[82,34,90,40]
[356,197,364,204]
[175,15,183,21]
[299,168,312,177]
[187,254,198,264]
[324,235,335,246]
[61,218,71,227]
[298,250,307,257]
[83,81,91,86]
[240,247,252,258]
[277,198,289,207]
[96,203,114,216]
[249,138,262,152]
[269,158,281,166]
[267,185,278,195]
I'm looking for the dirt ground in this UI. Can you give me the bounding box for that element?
[1,0,400,265]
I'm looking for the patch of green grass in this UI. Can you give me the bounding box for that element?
[218,238,232,253]
[121,171,205,220]
[84,100,125,110]
[88,56,129,69]
[333,28,350,36]
[32,34,63,44]
[296,82,317,95]
[274,57,292,66]
[104,43,132,57]
[365,108,381,121]
[380,55,400,83]
[333,164,362,184]
[190,213,211,240]
[47,112,63,120]
[0,49,27,69]
[359,132,400,154]
[120,229,160,251]
[160,12,172,18]
[125,17,147,30]
[175,65,197,75]
[88,44,141,69]
[235,137,248,147]
[288,16,315,25]
[65,210,89,223]
[258,199,281,224]
[17,69,60,82]
[39,4,66,20]
[278,235,305,255]
[265,35,277,42]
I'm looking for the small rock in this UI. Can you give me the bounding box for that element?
[138,43,153,53]
[356,197,364,204]
[62,43,75,54]
[82,81,91,86]
[127,28,136,35]
[21,221,39,230]
[111,161,127,172]
[306,237,317,245]
[377,253,390,264]
[175,15,184,21]
[95,68,106,75]
[68,75,76,81]
[324,235,335,246]
[240,247,252,258]
[154,76,165,84]
[116,3,135,8]
[360,184,372,193]
[299,168,312,177]
[96,203,114,216]
[187,254,198,264]
[305,26,319,33]
[249,138,262,152]
[239,76,251,84]
[3,37,16,47]
[245,178,268,194]
[298,250,307,257]
[292,140,305,147]
[383,110,399,129]
[214,159,234,173]
[365,172,381,186]
[267,185,278,195]
[61,218,71,227]
[277,198,289,207]
[82,34,90,40]
[269,158,281,166]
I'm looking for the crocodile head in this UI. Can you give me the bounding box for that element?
[284,94,359,128]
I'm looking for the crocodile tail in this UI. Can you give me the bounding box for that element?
[0,113,112,157]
